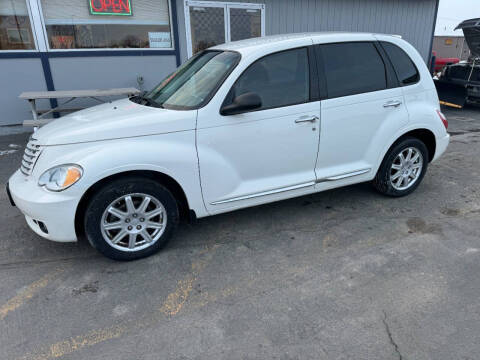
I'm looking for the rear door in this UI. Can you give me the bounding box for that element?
[314,41,409,186]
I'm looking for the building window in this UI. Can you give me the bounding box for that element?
[185,2,265,58]
[40,0,173,50]
[0,0,36,50]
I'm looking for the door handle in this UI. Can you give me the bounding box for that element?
[383,100,402,108]
[295,115,318,123]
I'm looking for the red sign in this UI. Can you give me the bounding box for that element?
[89,0,132,16]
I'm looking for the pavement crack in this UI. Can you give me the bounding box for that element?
[382,310,403,360]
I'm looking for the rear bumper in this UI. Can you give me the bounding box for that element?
[8,169,79,242]
[432,134,450,162]
[467,84,480,102]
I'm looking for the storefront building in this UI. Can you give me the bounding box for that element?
[1,0,439,125]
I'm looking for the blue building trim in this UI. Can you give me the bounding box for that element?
[39,53,59,117]
[0,0,182,116]
[45,49,177,58]
[0,52,41,59]
[170,0,182,67]
[0,49,177,59]
[0,49,178,114]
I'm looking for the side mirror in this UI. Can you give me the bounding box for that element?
[220,92,262,116]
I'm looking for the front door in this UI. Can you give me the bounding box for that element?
[185,1,265,58]
[197,46,320,214]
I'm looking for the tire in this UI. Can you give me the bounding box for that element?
[84,176,179,261]
[373,137,429,197]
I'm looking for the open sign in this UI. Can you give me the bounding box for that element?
[89,0,132,16]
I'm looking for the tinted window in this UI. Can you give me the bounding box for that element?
[321,42,387,98]
[225,47,310,110]
[381,42,420,85]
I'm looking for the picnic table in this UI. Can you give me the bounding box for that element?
[20,88,141,127]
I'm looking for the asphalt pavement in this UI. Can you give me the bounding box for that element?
[0,106,479,360]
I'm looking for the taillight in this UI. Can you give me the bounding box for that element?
[436,109,448,129]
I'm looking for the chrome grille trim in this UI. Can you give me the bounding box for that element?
[20,138,42,176]
[25,147,38,155]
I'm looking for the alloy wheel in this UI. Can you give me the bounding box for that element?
[389,147,424,191]
[100,193,167,252]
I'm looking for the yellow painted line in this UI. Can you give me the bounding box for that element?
[0,269,63,321]
[48,325,127,359]
[159,276,195,316]
[159,243,219,316]
[439,100,463,109]
[17,325,128,360]
[18,244,220,360]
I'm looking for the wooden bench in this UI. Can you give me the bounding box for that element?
[20,88,141,127]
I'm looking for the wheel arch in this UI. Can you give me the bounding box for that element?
[74,170,194,240]
[379,128,436,169]
[401,128,436,162]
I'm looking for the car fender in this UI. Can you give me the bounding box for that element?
[33,132,209,218]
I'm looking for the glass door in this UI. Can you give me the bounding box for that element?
[186,3,226,56]
[227,5,263,42]
[185,1,265,58]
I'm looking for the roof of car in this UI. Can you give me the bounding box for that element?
[210,32,397,55]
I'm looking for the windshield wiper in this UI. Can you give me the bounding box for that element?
[143,96,163,108]
[130,92,163,108]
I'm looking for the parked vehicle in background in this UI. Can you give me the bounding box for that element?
[435,18,480,108]
[7,33,450,260]
[432,51,460,73]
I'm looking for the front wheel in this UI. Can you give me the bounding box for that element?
[84,177,179,260]
[373,137,429,197]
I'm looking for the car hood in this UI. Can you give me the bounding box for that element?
[456,18,480,57]
[33,98,197,146]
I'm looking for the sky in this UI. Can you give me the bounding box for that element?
[435,0,480,36]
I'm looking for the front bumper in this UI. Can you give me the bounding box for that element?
[432,134,450,162]
[8,169,79,242]
[6,182,15,206]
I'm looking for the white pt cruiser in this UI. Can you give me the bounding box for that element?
[7,33,450,260]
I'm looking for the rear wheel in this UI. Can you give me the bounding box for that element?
[84,177,179,260]
[373,137,428,197]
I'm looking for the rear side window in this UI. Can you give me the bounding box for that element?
[225,47,310,110]
[381,42,420,86]
[321,42,387,98]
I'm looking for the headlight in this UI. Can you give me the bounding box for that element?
[38,164,83,191]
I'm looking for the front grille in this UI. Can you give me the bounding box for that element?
[21,138,42,176]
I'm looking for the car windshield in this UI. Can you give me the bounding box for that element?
[143,50,240,110]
